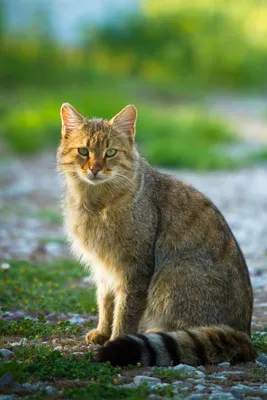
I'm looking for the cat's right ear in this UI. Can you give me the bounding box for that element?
[60,103,85,138]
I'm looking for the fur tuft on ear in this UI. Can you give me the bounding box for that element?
[109,104,137,137]
[60,103,85,137]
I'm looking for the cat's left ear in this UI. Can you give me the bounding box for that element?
[60,102,85,137]
[109,104,137,137]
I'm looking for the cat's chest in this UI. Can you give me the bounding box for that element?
[65,204,131,268]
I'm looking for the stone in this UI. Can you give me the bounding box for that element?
[230,390,244,399]
[245,398,262,400]
[0,396,15,400]
[259,383,267,391]
[121,383,136,389]
[194,370,206,378]
[171,364,199,378]
[151,383,170,390]
[186,394,208,399]
[19,337,29,345]
[173,364,196,373]
[187,377,206,385]
[224,370,245,375]
[231,385,252,392]
[194,384,206,392]
[209,393,235,400]
[0,349,14,359]
[197,366,206,372]
[172,381,193,390]
[148,395,160,400]
[142,369,154,377]
[45,385,60,394]
[256,353,267,366]
[10,342,21,347]
[68,315,85,324]
[0,262,10,270]
[54,345,62,351]
[210,384,223,391]
[218,362,231,368]
[208,372,227,380]
[133,376,161,386]
[0,373,13,390]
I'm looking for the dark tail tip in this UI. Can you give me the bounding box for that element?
[97,335,142,367]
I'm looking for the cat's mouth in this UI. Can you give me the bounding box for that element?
[86,171,109,184]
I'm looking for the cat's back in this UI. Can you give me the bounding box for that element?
[152,169,246,268]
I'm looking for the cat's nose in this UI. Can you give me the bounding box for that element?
[90,163,102,176]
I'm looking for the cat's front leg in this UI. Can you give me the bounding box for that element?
[86,284,114,345]
[110,282,148,341]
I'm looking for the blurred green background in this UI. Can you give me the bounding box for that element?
[1,0,267,169]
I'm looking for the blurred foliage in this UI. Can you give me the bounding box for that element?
[0,85,236,169]
[0,0,267,168]
[85,4,267,90]
[1,2,267,91]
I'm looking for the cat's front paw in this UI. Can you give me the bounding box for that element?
[85,329,110,345]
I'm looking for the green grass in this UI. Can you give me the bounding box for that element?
[153,367,183,379]
[1,84,240,169]
[0,260,97,314]
[65,385,150,400]
[252,330,267,353]
[0,258,266,399]
[0,344,119,383]
[0,318,87,339]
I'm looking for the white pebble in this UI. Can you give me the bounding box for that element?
[0,263,10,270]
[218,361,230,368]
[133,376,161,386]
[0,349,14,359]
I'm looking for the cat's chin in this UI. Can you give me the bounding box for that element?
[88,178,106,185]
[85,176,109,185]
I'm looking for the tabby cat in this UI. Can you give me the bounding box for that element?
[57,102,255,367]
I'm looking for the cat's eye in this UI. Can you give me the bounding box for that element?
[78,147,89,157]
[106,149,117,158]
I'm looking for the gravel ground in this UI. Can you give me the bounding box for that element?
[0,153,267,325]
[1,153,267,399]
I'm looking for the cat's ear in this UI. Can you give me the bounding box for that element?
[109,104,137,137]
[60,103,85,137]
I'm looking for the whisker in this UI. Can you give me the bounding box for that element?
[112,172,133,185]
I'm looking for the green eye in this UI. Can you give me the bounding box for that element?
[78,147,89,157]
[106,149,117,157]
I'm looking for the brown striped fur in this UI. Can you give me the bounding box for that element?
[58,103,255,367]
[98,326,256,366]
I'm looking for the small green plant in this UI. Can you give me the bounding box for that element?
[252,329,267,353]
[252,367,266,376]
[153,367,182,379]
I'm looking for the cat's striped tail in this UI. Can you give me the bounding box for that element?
[97,325,256,367]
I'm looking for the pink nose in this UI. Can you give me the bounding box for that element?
[90,163,102,176]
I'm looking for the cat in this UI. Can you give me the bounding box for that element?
[57,102,255,367]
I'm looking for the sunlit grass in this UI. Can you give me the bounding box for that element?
[0,260,96,314]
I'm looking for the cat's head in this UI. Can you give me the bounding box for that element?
[57,103,138,185]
